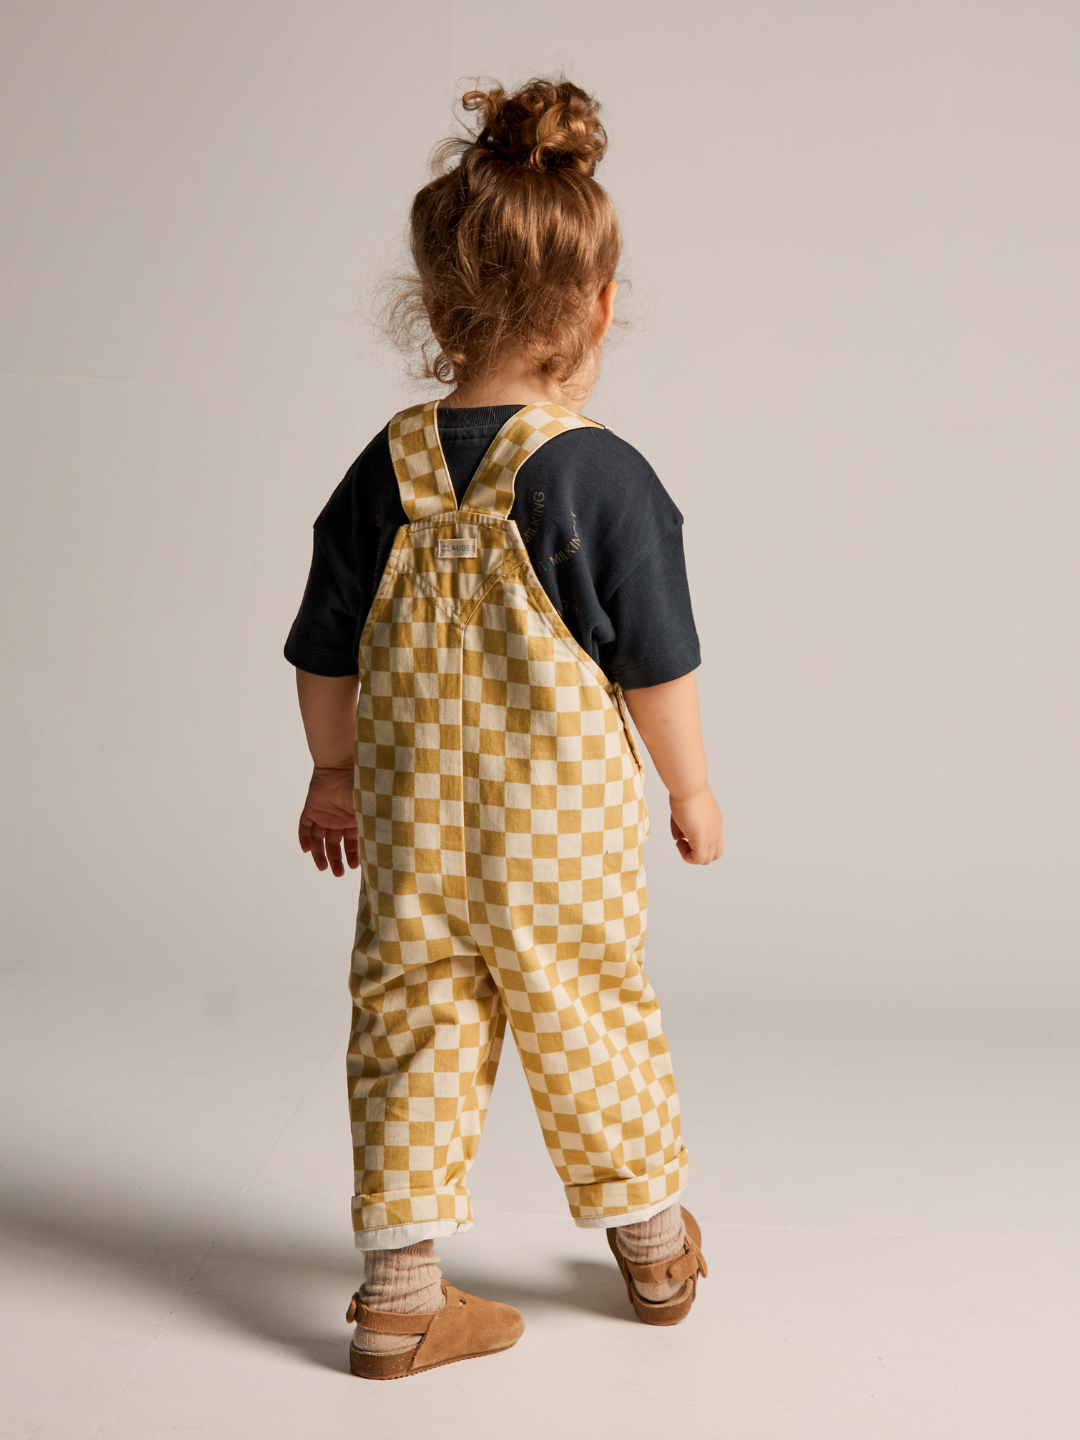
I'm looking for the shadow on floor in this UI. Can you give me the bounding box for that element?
[0,1188,633,1372]
[436,1259,631,1322]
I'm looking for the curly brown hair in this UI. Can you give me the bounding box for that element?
[384,77,623,390]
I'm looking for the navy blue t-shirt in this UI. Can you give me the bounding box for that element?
[284,403,700,690]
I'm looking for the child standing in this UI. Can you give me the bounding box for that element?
[286,77,722,1380]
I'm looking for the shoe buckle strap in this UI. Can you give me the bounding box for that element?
[622,1241,700,1286]
[406,1285,466,1371]
[666,1247,701,1284]
[345,1291,438,1333]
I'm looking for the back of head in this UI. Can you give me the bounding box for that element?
[392,77,622,389]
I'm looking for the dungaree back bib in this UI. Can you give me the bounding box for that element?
[347,400,688,1248]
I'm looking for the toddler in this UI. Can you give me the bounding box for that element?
[285,76,722,1380]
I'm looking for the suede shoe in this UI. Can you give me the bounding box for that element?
[606,1206,708,1325]
[346,1280,524,1379]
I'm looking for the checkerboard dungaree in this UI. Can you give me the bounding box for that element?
[347,399,689,1248]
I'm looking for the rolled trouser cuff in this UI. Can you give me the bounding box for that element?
[353,1217,473,1251]
[575,1186,688,1230]
[568,1150,688,1228]
[352,1186,472,1248]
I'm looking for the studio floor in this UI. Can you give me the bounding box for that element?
[1,973,1077,1439]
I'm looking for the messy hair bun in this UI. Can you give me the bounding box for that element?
[384,76,622,390]
[459,79,608,175]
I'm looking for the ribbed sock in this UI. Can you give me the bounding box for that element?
[614,1204,688,1303]
[352,1240,446,1355]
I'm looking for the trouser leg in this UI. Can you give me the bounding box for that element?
[347,951,507,1247]
[482,921,688,1227]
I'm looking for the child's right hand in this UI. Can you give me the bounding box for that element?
[298,765,360,877]
[669,787,724,866]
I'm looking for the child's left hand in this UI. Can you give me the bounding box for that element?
[298,765,360,876]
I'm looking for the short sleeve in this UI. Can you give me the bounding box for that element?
[598,524,701,689]
[283,532,361,677]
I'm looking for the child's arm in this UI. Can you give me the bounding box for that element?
[295,669,361,877]
[621,672,723,866]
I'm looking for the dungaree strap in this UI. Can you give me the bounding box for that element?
[386,399,604,522]
[460,403,604,518]
[387,401,457,521]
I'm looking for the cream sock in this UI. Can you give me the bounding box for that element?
[352,1240,446,1355]
[614,1204,689,1304]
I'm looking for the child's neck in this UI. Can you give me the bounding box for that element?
[440,349,597,413]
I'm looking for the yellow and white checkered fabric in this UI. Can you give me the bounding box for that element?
[386,404,457,520]
[348,400,688,1246]
[462,402,603,516]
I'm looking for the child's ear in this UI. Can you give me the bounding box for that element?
[593,279,618,342]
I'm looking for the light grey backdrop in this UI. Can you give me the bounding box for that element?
[2,0,1078,1019]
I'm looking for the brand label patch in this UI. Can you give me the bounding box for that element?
[437,538,478,559]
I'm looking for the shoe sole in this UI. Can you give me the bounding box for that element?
[349,1338,519,1380]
